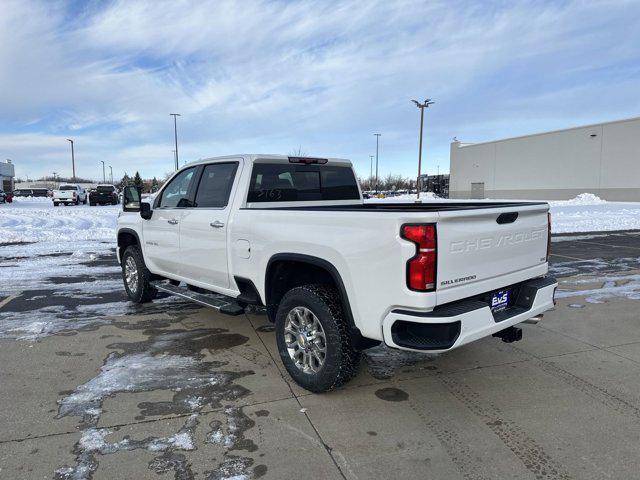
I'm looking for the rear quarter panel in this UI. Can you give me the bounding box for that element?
[231,208,440,341]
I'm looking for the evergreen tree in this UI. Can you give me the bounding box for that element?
[118,172,131,189]
[133,171,144,190]
[151,177,159,193]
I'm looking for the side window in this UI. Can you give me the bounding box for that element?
[158,167,196,208]
[194,163,239,208]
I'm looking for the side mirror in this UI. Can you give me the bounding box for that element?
[140,202,153,220]
[123,185,141,212]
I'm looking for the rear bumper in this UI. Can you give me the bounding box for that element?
[382,276,557,352]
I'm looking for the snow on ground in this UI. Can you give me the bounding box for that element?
[369,192,640,234]
[548,194,640,233]
[1,197,118,244]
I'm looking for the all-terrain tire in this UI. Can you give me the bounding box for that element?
[121,245,157,303]
[275,284,360,393]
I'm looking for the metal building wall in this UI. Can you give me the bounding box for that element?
[449,117,640,201]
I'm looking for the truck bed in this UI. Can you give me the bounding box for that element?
[244,201,546,212]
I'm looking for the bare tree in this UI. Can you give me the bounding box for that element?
[289,146,307,157]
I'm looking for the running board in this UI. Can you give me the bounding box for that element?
[151,281,245,316]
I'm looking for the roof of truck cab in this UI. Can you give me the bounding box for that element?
[183,154,353,168]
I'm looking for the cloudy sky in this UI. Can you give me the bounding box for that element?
[2,0,640,181]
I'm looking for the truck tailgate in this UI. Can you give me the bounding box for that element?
[436,203,549,304]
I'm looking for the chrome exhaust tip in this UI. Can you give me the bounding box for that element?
[523,314,543,325]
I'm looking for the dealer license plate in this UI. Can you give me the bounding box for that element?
[490,290,511,312]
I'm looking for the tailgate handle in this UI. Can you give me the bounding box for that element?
[497,212,518,224]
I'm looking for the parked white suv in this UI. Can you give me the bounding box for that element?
[117,155,556,392]
[53,184,87,206]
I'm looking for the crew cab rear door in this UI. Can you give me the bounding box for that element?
[178,160,241,289]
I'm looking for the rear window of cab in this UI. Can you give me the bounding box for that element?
[247,164,359,202]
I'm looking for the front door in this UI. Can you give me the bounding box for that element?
[178,161,241,289]
[142,167,197,275]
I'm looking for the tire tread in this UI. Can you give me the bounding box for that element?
[276,284,360,392]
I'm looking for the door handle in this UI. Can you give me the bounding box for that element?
[210,221,225,228]
[167,219,179,225]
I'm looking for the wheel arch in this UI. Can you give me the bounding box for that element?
[117,228,141,263]
[265,253,378,350]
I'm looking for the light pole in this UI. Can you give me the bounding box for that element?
[411,98,434,199]
[374,133,381,193]
[66,139,76,180]
[100,160,105,183]
[170,113,181,171]
[369,155,374,188]
[109,165,113,184]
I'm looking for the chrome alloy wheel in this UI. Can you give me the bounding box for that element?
[284,306,327,374]
[124,256,139,294]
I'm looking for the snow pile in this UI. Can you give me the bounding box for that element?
[549,196,640,233]
[366,192,444,203]
[0,199,118,244]
[549,193,607,206]
[11,196,52,203]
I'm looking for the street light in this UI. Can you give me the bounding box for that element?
[100,160,105,183]
[170,113,181,171]
[411,98,434,199]
[66,139,76,180]
[369,155,374,188]
[374,133,381,193]
[109,165,113,184]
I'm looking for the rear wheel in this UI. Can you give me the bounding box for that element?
[122,245,157,303]
[53,202,59,207]
[275,284,360,392]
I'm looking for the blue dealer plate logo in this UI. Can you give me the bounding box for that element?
[491,290,511,312]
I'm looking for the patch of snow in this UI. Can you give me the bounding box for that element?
[366,192,444,203]
[79,428,112,452]
[556,273,640,303]
[0,199,118,244]
[548,193,607,206]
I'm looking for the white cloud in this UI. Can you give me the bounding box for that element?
[1,0,639,180]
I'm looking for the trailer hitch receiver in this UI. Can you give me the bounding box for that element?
[492,326,522,343]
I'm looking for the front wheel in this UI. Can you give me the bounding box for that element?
[275,284,360,392]
[121,245,157,303]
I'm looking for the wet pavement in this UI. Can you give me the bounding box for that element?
[2,231,640,479]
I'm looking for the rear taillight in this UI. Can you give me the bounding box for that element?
[73,192,77,198]
[546,212,551,261]
[401,224,437,291]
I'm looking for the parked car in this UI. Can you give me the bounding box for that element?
[89,184,119,205]
[13,189,32,197]
[0,190,11,203]
[53,184,87,206]
[116,154,557,392]
[31,188,50,197]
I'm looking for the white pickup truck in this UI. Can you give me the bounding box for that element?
[117,155,557,392]
[53,184,87,206]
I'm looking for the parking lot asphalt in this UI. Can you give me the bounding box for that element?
[2,231,640,479]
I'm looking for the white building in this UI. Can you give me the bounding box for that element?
[449,116,640,201]
[0,160,15,192]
